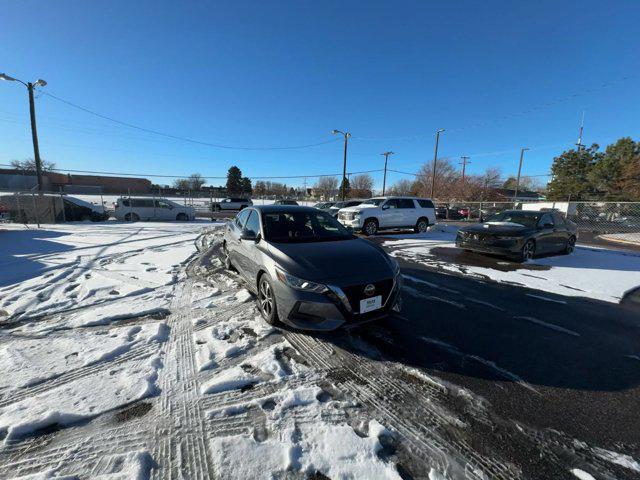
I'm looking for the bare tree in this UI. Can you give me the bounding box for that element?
[349,174,374,198]
[313,176,338,200]
[188,173,206,190]
[412,158,460,200]
[11,158,56,172]
[387,179,414,196]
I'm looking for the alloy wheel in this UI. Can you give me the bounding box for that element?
[566,236,576,254]
[259,279,274,318]
[417,220,428,233]
[364,220,378,236]
[522,240,535,261]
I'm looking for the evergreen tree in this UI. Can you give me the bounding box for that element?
[226,166,243,194]
[546,145,600,200]
[339,177,351,198]
[240,177,252,195]
[589,137,639,200]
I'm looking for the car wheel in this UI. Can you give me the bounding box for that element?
[520,239,536,262]
[363,218,378,236]
[564,236,576,254]
[176,213,188,221]
[124,212,140,222]
[414,217,429,233]
[222,242,233,270]
[258,273,279,325]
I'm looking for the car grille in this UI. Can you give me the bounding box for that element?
[338,212,356,221]
[341,278,394,313]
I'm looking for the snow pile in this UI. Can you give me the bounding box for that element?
[385,233,640,303]
[200,342,289,394]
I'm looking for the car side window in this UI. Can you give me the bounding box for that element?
[235,209,250,229]
[552,212,565,225]
[156,200,171,209]
[417,199,434,208]
[398,199,415,209]
[121,199,130,207]
[244,210,260,236]
[385,199,400,209]
[539,213,554,227]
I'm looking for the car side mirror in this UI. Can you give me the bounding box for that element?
[241,231,260,242]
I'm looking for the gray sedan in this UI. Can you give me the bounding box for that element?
[222,205,402,330]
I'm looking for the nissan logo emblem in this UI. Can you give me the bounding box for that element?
[364,284,376,297]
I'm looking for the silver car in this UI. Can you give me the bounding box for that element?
[222,205,402,330]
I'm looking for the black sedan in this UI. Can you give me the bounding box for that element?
[456,210,577,261]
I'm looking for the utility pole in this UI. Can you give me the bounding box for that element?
[430,129,445,199]
[513,147,530,201]
[0,74,47,191]
[381,151,394,195]
[459,156,470,184]
[27,83,44,191]
[332,130,351,200]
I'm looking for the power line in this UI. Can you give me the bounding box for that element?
[0,163,383,181]
[39,91,341,151]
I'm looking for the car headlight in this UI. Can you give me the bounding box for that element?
[275,268,328,293]
[353,212,361,219]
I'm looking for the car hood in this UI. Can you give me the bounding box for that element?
[460,222,532,235]
[341,204,378,213]
[266,238,394,283]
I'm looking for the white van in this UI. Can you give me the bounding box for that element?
[115,197,195,221]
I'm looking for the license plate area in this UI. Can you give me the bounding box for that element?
[359,295,382,313]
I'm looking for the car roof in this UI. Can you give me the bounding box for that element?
[252,205,317,213]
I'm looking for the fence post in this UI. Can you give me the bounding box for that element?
[209,190,213,222]
[153,191,157,219]
[128,188,132,221]
[31,193,40,228]
[60,193,66,222]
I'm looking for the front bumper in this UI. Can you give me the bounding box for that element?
[455,234,523,257]
[337,215,363,230]
[274,272,402,331]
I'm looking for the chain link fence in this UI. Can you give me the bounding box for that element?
[1,187,639,246]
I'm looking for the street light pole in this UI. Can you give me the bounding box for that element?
[332,130,351,200]
[430,128,445,199]
[381,151,394,195]
[1,73,47,191]
[513,147,530,201]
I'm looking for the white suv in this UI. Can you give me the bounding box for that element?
[115,197,195,221]
[211,197,253,211]
[337,196,436,235]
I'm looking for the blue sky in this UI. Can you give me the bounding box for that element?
[1,0,638,189]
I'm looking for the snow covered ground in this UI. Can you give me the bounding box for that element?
[382,225,640,303]
[0,222,417,479]
[600,232,640,246]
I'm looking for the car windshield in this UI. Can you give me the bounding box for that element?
[485,211,541,228]
[360,198,385,206]
[262,210,353,243]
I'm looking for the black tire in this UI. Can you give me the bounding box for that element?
[176,213,188,221]
[222,242,233,270]
[124,212,140,222]
[362,218,378,236]
[563,235,576,255]
[212,205,221,212]
[519,239,536,262]
[414,217,429,233]
[257,273,279,325]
